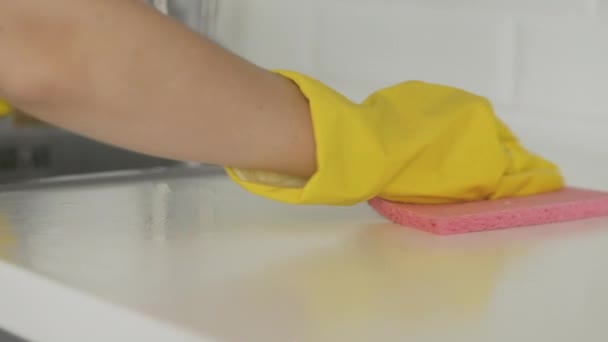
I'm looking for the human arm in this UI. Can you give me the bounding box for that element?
[0,0,316,177]
[0,0,564,205]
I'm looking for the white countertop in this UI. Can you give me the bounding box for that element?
[0,173,607,342]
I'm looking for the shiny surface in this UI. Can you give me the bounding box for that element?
[1,174,608,341]
[0,123,182,184]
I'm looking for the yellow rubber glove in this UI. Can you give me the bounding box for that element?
[0,99,12,116]
[227,70,564,206]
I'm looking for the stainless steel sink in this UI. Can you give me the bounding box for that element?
[0,123,223,186]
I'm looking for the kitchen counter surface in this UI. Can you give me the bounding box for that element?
[0,173,607,342]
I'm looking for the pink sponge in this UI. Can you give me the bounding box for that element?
[368,187,608,235]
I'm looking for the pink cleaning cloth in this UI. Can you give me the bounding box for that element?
[368,187,608,235]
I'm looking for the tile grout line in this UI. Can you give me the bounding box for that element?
[586,0,600,19]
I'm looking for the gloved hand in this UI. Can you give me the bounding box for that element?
[0,99,11,116]
[226,70,564,205]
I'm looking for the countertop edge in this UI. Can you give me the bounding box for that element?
[0,260,213,342]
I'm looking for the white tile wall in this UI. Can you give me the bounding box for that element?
[210,0,608,189]
[600,0,608,17]
[317,2,515,103]
[215,0,320,75]
[518,19,608,112]
[353,0,595,15]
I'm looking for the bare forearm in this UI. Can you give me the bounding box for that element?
[0,0,316,177]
